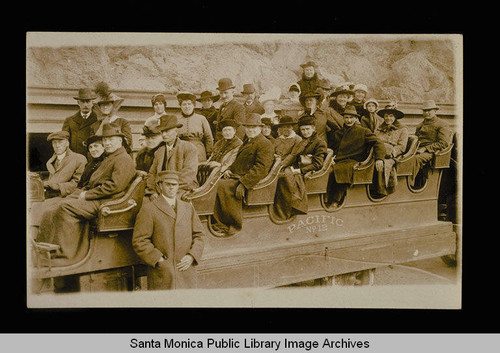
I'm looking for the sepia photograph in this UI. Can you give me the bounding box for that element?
[26,32,462,309]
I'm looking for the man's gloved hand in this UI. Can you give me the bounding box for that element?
[235,183,246,200]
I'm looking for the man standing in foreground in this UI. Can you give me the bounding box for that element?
[132,171,205,290]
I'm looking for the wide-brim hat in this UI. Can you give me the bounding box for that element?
[330,85,354,98]
[298,115,316,127]
[377,105,405,119]
[276,115,297,126]
[177,91,197,103]
[157,114,183,132]
[342,105,361,118]
[216,78,235,91]
[422,100,440,111]
[241,83,257,94]
[242,113,264,126]
[299,90,323,107]
[73,88,96,101]
[197,90,220,103]
[219,119,239,129]
[99,123,126,138]
[300,60,317,69]
[47,131,70,141]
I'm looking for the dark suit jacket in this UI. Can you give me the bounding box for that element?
[282,132,327,174]
[229,133,274,189]
[215,99,247,140]
[330,124,385,162]
[244,99,265,115]
[62,110,98,156]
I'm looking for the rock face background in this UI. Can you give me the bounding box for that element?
[27,36,458,103]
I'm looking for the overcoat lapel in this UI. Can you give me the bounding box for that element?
[46,154,57,173]
[174,199,189,226]
[153,196,176,219]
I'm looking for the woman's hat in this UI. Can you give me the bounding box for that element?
[422,100,439,111]
[298,115,316,127]
[85,135,103,149]
[329,84,354,98]
[94,82,123,104]
[151,93,167,107]
[197,90,220,103]
[47,131,70,141]
[277,115,297,126]
[353,83,368,93]
[241,84,257,94]
[300,60,317,69]
[242,113,264,126]
[99,123,126,138]
[157,114,183,132]
[177,91,197,103]
[363,98,379,109]
[261,117,273,126]
[73,88,96,101]
[142,125,162,137]
[299,90,322,106]
[377,104,405,119]
[219,119,239,129]
[288,83,301,93]
[216,78,235,91]
[342,105,361,118]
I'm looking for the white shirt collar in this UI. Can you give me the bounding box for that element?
[279,131,297,139]
[56,151,67,161]
[162,194,176,207]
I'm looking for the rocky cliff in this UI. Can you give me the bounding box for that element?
[27,37,458,103]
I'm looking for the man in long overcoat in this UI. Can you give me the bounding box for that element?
[37,124,136,260]
[327,105,385,206]
[212,113,274,236]
[146,114,199,196]
[213,78,246,141]
[132,171,205,290]
[241,83,265,115]
[62,88,99,156]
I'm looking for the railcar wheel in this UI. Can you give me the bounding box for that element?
[441,255,457,267]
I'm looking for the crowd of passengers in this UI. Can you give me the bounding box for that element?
[29,59,453,265]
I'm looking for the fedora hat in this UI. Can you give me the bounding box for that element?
[157,114,183,132]
[330,84,354,98]
[219,119,239,129]
[197,90,220,103]
[353,83,368,93]
[363,98,379,110]
[300,60,317,69]
[242,113,264,126]
[241,84,257,94]
[73,88,96,101]
[377,104,404,119]
[216,78,235,91]
[177,91,197,103]
[298,115,316,127]
[99,123,126,138]
[277,115,297,126]
[47,131,70,141]
[299,90,323,107]
[342,105,361,118]
[422,100,439,111]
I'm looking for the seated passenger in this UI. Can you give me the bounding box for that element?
[260,98,280,125]
[326,85,354,132]
[286,83,301,104]
[43,131,87,199]
[410,100,452,186]
[36,124,136,259]
[78,135,106,189]
[212,113,274,236]
[144,93,168,128]
[297,60,320,97]
[242,83,265,115]
[132,171,205,290]
[196,119,243,186]
[298,90,330,143]
[351,83,368,117]
[196,90,220,138]
[273,115,302,159]
[213,77,246,141]
[326,105,385,207]
[318,79,333,111]
[146,114,199,197]
[176,91,214,162]
[135,124,164,173]
[93,81,133,154]
[372,104,409,196]
[261,117,276,143]
[360,98,384,133]
[272,115,327,220]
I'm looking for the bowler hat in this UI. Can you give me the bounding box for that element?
[157,170,180,183]
[99,123,126,138]
[298,115,316,127]
[47,131,70,141]
[85,135,103,149]
[422,100,439,111]
[241,84,257,94]
[157,114,183,132]
[300,60,317,69]
[197,90,220,103]
[342,105,361,118]
[330,84,354,98]
[242,113,264,126]
[378,104,404,119]
[299,90,323,107]
[353,83,368,93]
[216,78,235,91]
[177,91,197,103]
[219,119,239,129]
[151,93,167,107]
[73,88,96,101]
[277,115,297,126]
